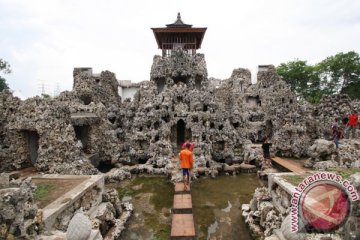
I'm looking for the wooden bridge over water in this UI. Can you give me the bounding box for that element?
[271,156,309,174]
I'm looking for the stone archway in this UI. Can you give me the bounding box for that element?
[73,125,91,153]
[177,119,186,147]
[171,119,192,152]
[22,130,39,165]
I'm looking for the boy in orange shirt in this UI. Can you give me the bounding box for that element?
[179,143,194,190]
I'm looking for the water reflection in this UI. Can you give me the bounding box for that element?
[222,201,232,213]
[116,174,263,240]
[192,174,264,240]
[207,221,219,239]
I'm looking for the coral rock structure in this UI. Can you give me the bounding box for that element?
[0,53,359,175]
[0,15,359,177]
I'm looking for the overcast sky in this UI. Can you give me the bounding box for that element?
[1,0,360,99]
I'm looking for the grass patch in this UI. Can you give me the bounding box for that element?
[329,168,360,179]
[34,183,56,207]
[117,188,136,199]
[123,176,174,211]
[283,174,309,185]
[283,168,360,186]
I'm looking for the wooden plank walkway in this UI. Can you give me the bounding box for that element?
[271,156,308,173]
[170,182,196,239]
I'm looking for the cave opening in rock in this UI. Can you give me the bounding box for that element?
[177,119,186,147]
[195,75,202,90]
[74,125,91,153]
[108,116,116,124]
[156,77,166,93]
[214,141,225,151]
[97,160,114,173]
[232,122,240,128]
[79,95,92,105]
[22,130,39,165]
[137,157,149,164]
[246,96,261,107]
[173,75,188,85]
[171,119,192,151]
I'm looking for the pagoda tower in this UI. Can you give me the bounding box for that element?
[150,13,208,92]
[151,13,207,57]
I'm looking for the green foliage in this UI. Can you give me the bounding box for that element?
[277,60,322,102]
[117,187,135,199]
[0,76,9,92]
[318,51,360,94]
[277,51,360,102]
[35,183,56,200]
[41,93,51,99]
[283,174,310,185]
[0,58,11,91]
[328,168,360,179]
[343,81,360,99]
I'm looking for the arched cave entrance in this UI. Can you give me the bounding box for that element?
[79,95,92,105]
[195,75,202,90]
[73,124,91,153]
[171,119,192,151]
[173,75,188,85]
[97,160,114,173]
[22,130,39,165]
[156,77,166,94]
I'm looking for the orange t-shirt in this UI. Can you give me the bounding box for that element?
[179,149,193,169]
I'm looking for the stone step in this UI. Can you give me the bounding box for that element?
[170,214,196,239]
[172,193,192,214]
[175,182,190,194]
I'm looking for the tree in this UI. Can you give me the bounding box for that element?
[277,60,322,103]
[0,59,11,91]
[41,93,51,99]
[277,51,360,102]
[317,51,360,98]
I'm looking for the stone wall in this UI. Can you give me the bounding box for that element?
[0,176,38,239]
[0,69,122,175]
[0,50,359,175]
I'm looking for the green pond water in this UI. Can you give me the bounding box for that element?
[115,174,264,240]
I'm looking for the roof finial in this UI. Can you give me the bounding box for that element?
[177,12,181,20]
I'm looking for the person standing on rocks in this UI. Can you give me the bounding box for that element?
[331,118,339,129]
[332,125,342,149]
[262,138,272,167]
[179,143,194,190]
[345,110,358,139]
